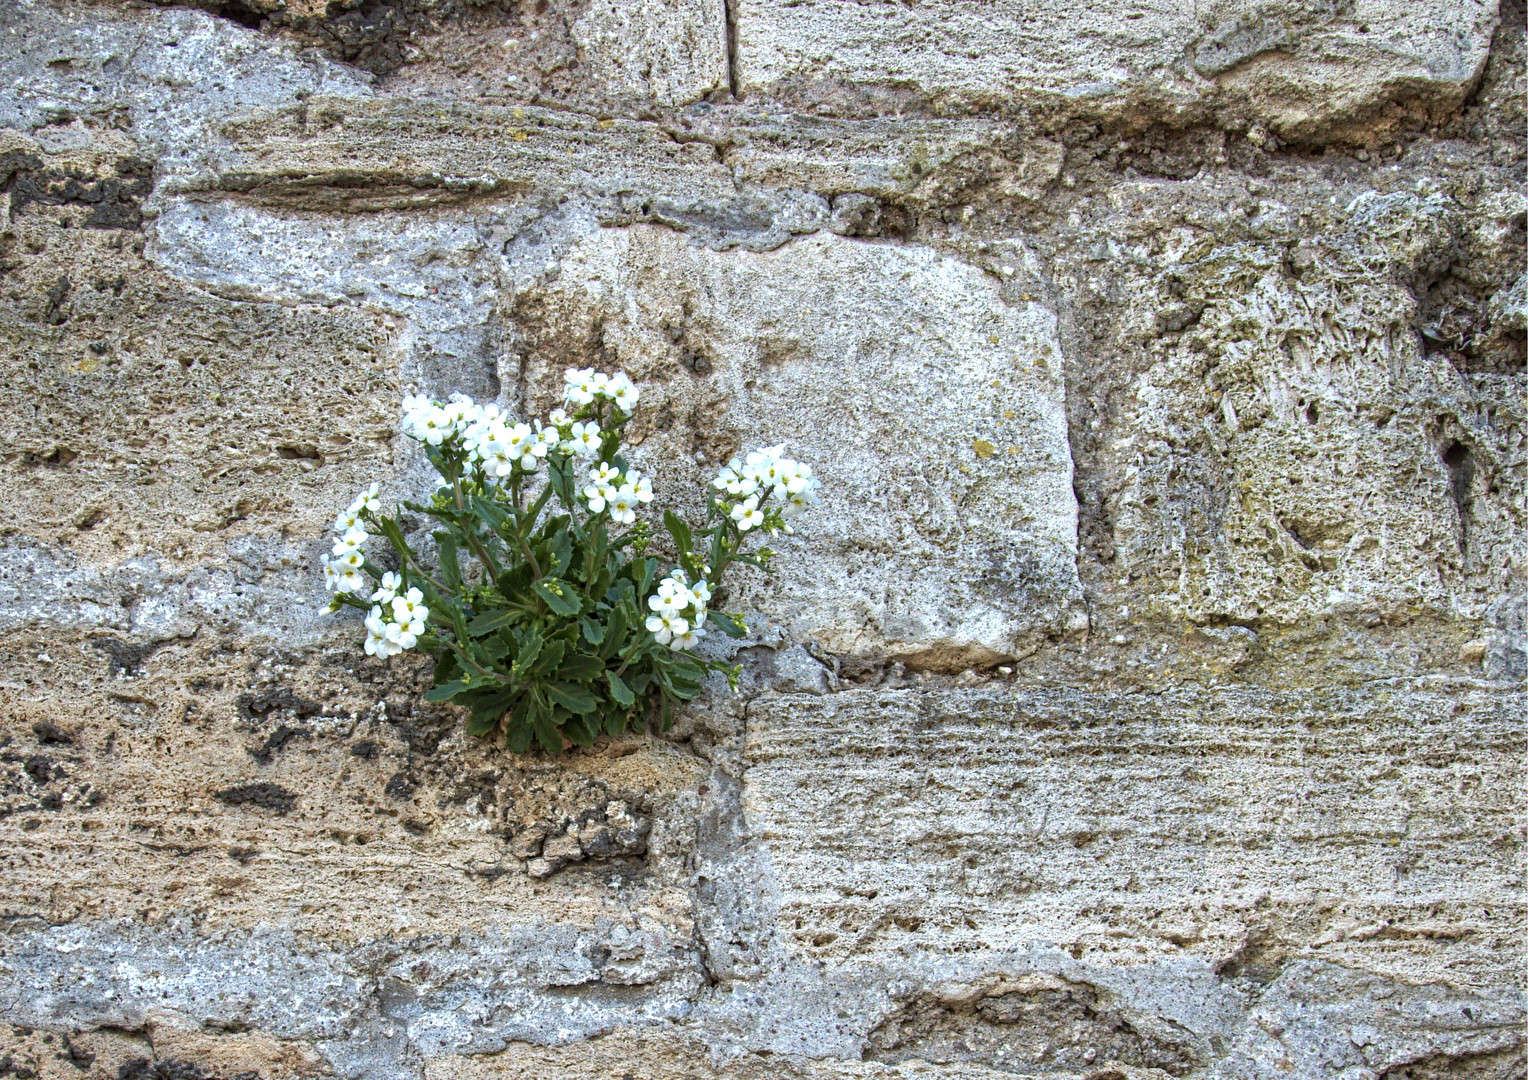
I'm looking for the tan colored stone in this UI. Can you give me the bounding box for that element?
[733,0,1497,138]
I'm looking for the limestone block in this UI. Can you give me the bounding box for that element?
[733,0,1498,137]
[571,0,729,107]
[0,190,399,579]
[744,684,1523,987]
[1086,183,1526,627]
[672,111,1062,207]
[513,225,1084,666]
[0,1,370,175]
[207,98,739,212]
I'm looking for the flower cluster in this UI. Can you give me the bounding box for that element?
[565,367,639,411]
[401,393,558,479]
[582,460,654,524]
[323,482,382,595]
[319,365,820,754]
[363,573,430,657]
[645,569,711,651]
[713,445,820,533]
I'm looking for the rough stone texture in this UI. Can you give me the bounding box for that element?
[0,0,1523,1077]
[512,225,1084,664]
[734,0,1498,141]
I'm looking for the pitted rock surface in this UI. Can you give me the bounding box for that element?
[0,0,1522,1078]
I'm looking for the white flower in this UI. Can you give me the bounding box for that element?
[608,373,639,412]
[325,554,367,595]
[417,406,453,446]
[583,461,620,511]
[782,476,820,520]
[669,625,705,651]
[370,571,402,604]
[506,422,544,471]
[625,471,654,503]
[713,457,759,498]
[583,481,615,514]
[391,587,428,624]
[442,395,477,433]
[334,508,362,534]
[345,481,381,518]
[648,576,691,613]
[645,610,688,646]
[364,605,399,657]
[609,486,638,525]
[731,495,764,532]
[567,421,602,458]
[339,524,368,549]
[781,460,813,496]
[690,579,712,606]
[476,422,517,478]
[386,615,425,651]
[400,394,435,438]
[547,407,568,426]
[588,371,611,397]
[565,367,598,406]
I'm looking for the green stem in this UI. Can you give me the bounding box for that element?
[516,530,543,580]
[447,641,509,684]
[451,475,504,581]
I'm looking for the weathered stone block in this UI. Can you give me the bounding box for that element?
[514,225,1084,666]
[744,684,1523,986]
[733,0,1498,138]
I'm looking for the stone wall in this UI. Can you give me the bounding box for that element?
[0,0,1523,1077]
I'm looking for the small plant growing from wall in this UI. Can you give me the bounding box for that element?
[321,368,819,752]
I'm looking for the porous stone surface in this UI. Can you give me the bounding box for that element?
[0,0,1523,1077]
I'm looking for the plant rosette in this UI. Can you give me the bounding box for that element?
[320,367,820,753]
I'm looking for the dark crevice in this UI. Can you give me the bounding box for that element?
[1441,440,1476,555]
[722,0,741,99]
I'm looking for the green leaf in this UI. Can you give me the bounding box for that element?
[634,556,657,597]
[544,529,573,578]
[467,689,517,736]
[513,625,545,673]
[468,608,522,636]
[563,714,597,747]
[706,610,748,638]
[559,652,605,683]
[425,679,473,703]
[471,495,514,534]
[663,510,693,563]
[478,633,511,661]
[528,640,565,677]
[545,681,598,715]
[533,578,584,617]
[579,616,605,645]
[532,715,563,753]
[433,652,462,685]
[438,532,463,591]
[607,671,635,708]
[603,709,628,737]
[506,723,534,753]
[375,516,416,564]
[505,697,534,752]
[547,456,580,515]
[601,600,630,660]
